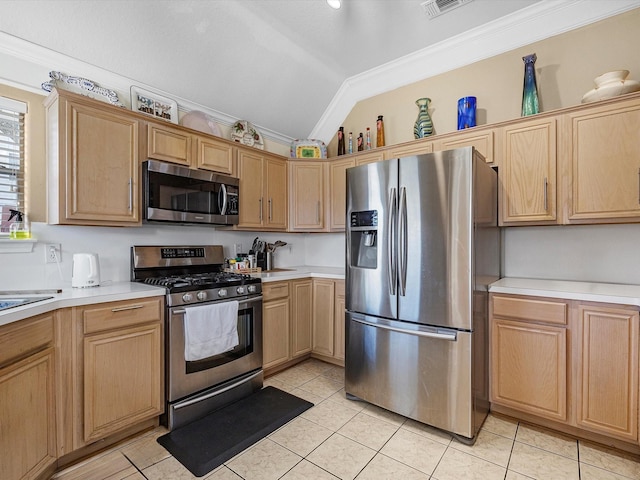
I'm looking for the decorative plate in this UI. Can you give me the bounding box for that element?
[180,110,222,137]
[290,139,327,159]
[231,120,264,149]
[41,71,124,107]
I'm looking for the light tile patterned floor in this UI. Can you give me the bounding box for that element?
[53,359,640,480]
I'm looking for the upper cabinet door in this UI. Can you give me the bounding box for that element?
[264,155,288,230]
[329,157,355,231]
[433,128,496,164]
[562,97,640,224]
[500,117,557,225]
[147,123,191,166]
[237,149,265,229]
[195,135,235,175]
[289,161,327,232]
[50,96,141,225]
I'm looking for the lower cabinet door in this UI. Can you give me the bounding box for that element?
[576,305,639,442]
[0,348,56,480]
[263,298,290,369]
[83,323,163,442]
[491,319,567,422]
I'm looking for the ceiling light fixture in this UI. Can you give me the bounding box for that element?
[327,0,341,9]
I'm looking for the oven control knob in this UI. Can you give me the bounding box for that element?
[247,285,257,293]
[197,291,208,301]
[218,289,228,298]
[182,293,193,303]
[236,286,246,295]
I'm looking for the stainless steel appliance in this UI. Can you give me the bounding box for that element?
[131,245,263,430]
[345,147,500,443]
[142,160,239,226]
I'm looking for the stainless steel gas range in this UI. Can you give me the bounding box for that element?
[131,245,263,430]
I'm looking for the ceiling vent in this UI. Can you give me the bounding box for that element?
[421,0,474,19]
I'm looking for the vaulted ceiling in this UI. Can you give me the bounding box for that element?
[0,0,636,143]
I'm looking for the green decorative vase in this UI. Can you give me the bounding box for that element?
[521,53,540,116]
[414,98,433,138]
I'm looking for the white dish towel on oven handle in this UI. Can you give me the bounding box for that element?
[184,301,239,361]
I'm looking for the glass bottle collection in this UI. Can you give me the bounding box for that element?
[337,115,384,156]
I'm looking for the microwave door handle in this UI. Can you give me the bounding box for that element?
[219,184,228,215]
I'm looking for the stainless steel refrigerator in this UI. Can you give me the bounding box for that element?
[345,146,500,443]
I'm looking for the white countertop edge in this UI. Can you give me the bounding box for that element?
[489,278,640,307]
[0,282,166,327]
[258,266,345,282]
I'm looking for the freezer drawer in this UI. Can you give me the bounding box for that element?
[345,312,487,441]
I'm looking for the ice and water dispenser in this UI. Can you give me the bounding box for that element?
[349,210,378,269]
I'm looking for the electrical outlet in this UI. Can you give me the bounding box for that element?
[45,243,61,263]
[234,243,243,256]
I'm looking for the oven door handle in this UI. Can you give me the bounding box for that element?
[171,295,263,315]
[173,369,263,410]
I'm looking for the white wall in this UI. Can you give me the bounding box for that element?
[503,224,640,285]
[0,223,309,291]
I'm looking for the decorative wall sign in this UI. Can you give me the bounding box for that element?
[130,86,178,123]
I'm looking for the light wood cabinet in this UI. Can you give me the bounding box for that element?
[490,295,568,422]
[194,134,235,175]
[290,279,313,357]
[499,117,557,225]
[0,314,57,480]
[433,128,496,163]
[383,139,433,160]
[329,157,355,231]
[147,124,235,175]
[333,280,346,362]
[45,88,141,226]
[237,150,288,230]
[311,279,345,366]
[288,161,328,232]
[575,304,639,442]
[262,281,291,370]
[147,122,192,166]
[490,293,640,447]
[312,279,336,357]
[74,298,163,445]
[561,96,640,224]
[355,150,385,165]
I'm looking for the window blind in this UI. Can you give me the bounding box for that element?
[0,96,27,233]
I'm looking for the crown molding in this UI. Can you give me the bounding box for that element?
[309,0,640,142]
[0,31,293,145]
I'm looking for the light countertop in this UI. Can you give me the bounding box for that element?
[0,282,166,327]
[490,277,640,307]
[257,266,345,282]
[0,267,345,327]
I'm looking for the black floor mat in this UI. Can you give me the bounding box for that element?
[157,386,313,477]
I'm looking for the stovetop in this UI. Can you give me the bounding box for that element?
[131,245,262,307]
[143,271,260,293]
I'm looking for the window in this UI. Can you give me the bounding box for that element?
[0,96,26,234]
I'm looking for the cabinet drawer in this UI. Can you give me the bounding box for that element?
[0,313,54,366]
[263,281,289,302]
[492,295,567,325]
[80,298,163,334]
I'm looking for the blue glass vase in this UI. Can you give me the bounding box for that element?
[414,98,433,139]
[521,53,539,116]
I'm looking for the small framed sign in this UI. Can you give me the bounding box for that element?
[130,86,178,124]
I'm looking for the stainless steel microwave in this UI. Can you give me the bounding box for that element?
[142,160,239,226]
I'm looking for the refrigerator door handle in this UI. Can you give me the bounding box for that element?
[351,315,458,341]
[398,186,408,296]
[387,187,397,296]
